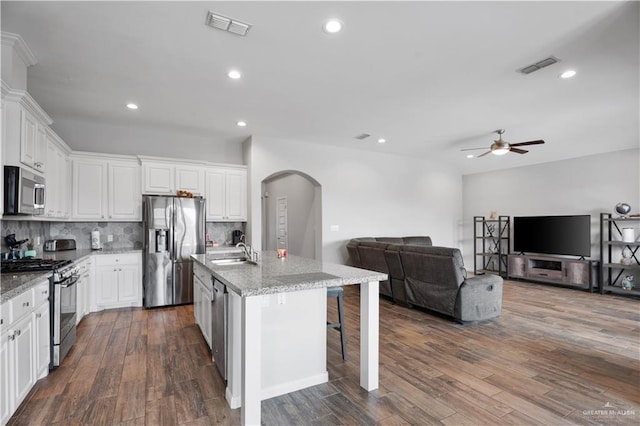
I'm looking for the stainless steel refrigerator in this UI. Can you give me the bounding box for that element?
[143,195,205,308]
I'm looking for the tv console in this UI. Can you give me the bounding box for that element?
[508,254,598,291]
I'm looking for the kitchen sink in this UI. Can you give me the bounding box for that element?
[210,257,256,266]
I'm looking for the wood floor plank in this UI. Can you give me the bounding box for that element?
[8,279,639,425]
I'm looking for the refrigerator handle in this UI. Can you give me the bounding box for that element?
[166,202,175,261]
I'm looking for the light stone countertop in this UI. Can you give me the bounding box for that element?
[1,248,142,303]
[191,251,387,297]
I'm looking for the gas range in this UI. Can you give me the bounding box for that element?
[1,258,74,274]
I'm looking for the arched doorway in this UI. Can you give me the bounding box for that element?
[261,171,322,260]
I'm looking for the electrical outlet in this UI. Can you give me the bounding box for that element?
[107,235,113,242]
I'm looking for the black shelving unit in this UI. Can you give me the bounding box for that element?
[474,215,510,278]
[600,213,640,297]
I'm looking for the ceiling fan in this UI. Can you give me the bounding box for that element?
[462,129,545,157]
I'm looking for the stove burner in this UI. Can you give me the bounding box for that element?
[1,258,73,273]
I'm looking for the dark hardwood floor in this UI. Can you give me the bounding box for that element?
[8,280,640,425]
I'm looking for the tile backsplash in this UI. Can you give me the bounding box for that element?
[1,219,246,253]
[49,222,143,250]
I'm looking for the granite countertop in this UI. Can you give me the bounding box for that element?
[1,248,142,303]
[191,251,387,297]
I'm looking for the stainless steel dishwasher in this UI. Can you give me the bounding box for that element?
[211,278,227,380]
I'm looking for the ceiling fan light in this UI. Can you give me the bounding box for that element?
[492,147,510,156]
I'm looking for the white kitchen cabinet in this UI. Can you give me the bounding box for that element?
[2,90,52,176]
[193,263,212,349]
[0,305,11,425]
[19,108,47,173]
[93,253,142,311]
[72,155,141,221]
[44,131,71,219]
[108,162,141,220]
[141,160,205,196]
[76,257,92,324]
[205,167,247,221]
[72,157,107,219]
[34,301,50,379]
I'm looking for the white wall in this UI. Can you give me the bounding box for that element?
[462,148,640,267]
[263,173,319,259]
[245,136,463,264]
[51,117,244,165]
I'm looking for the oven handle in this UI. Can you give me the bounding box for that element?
[59,275,79,288]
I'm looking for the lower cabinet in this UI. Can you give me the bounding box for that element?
[193,264,212,349]
[76,258,92,323]
[93,253,142,311]
[1,280,50,425]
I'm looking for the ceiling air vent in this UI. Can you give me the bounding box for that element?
[518,56,560,74]
[354,133,371,140]
[206,11,252,36]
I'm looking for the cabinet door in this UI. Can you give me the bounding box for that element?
[45,140,59,217]
[34,125,47,172]
[203,288,212,348]
[34,302,50,378]
[20,108,37,169]
[95,266,119,307]
[565,261,590,285]
[12,314,35,407]
[205,169,226,221]
[117,264,140,304]
[0,329,12,425]
[176,166,205,196]
[143,163,174,194]
[225,169,247,221]
[193,277,201,323]
[56,150,69,217]
[109,162,141,220]
[72,159,107,219]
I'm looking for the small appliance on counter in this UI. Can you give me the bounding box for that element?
[232,230,244,245]
[91,230,101,250]
[44,239,77,252]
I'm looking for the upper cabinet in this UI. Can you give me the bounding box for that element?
[2,90,53,175]
[43,130,71,219]
[140,158,205,196]
[205,167,247,222]
[72,154,141,221]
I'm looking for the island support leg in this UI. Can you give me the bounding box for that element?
[360,280,379,391]
[241,295,262,426]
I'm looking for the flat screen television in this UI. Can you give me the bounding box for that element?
[513,215,591,257]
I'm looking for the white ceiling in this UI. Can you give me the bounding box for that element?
[2,1,638,174]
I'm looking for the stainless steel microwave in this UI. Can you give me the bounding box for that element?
[4,165,45,215]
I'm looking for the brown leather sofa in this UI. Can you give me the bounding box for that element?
[347,237,502,323]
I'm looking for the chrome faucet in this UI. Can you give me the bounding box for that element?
[235,242,253,259]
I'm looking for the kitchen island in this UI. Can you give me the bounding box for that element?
[191,252,386,426]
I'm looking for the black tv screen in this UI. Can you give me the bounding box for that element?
[513,215,591,257]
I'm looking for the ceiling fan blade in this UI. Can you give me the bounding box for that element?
[460,147,487,151]
[510,147,529,154]
[477,150,493,158]
[510,140,545,147]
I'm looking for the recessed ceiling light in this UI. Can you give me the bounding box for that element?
[237,121,247,127]
[560,70,576,79]
[228,70,242,80]
[466,154,474,159]
[323,19,343,34]
[126,103,138,110]
[377,138,386,144]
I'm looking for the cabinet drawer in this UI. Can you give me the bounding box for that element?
[94,253,140,266]
[527,268,562,281]
[193,264,212,291]
[10,289,35,322]
[34,281,51,305]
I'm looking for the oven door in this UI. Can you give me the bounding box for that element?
[53,274,78,345]
[51,273,78,368]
